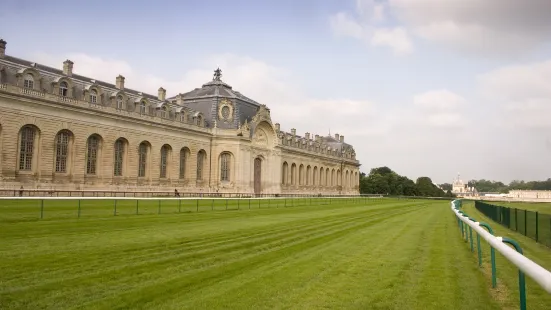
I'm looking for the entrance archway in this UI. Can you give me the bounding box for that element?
[254,157,262,195]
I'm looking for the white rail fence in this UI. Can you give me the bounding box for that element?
[451,200,551,310]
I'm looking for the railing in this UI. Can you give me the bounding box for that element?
[451,200,551,310]
[0,189,375,198]
[475,200,551,248]
[0,195,373,221]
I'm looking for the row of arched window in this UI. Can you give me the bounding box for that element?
[281,162,359,188]
[13,125,235,181]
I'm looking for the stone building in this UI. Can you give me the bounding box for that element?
[0,39,361,195]
[451,174,478,197]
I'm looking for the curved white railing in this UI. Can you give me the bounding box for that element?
[451,200,551,293]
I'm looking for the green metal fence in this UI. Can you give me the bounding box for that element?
[475,201,551,248]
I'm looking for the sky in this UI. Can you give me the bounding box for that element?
[1,0,551,184]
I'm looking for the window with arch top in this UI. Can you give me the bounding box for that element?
[114,139,125,176]
[23,73,34,89]
[140,101,146,114]
[220,152,230,181]
[138,142,148,177]
[55,130,71,173]
[116,95,124,110]
[59,81,68,97]
[160,145,169,178]
[90,89,98,104]
[86,135,100,174]
[19,126,37,171]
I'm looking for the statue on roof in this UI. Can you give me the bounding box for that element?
[213,67,222,81]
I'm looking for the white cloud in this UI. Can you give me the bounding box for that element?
[413,89,466,110]
[329,12,364,39]
[478,60,551,129]
[389,0,551,54]
[370,27,413,55]
[332,0,551,55]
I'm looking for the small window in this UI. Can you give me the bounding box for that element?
[23,73,34,89]
[140,101,146,114]
[59,81,68,97]
[90,89,97,104]
[161,106,168,118]
[116,96,124,110]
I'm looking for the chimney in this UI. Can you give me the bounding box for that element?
[305,132,310,140]
[116,75,125,90]
[291,128,296,136]
[335,133,339,141]
[315,134,319,141]
[158,87,166,101]
[0,39,6,58]
[175,93,184,105]
[275,123,280,131]
[63,60,74,76]
[340,135,344,142]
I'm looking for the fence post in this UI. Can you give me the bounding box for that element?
[515,208,518,231]
[225,199,228,210]
[469,226,474,252]
[501,237,526,310]
[114,200,117,216]
[476,233,482,267]
[238,199,240,210]
[258,199,260,209]
[524,209,528,236]
[158,200,161,214]
[535,212,539,242]
[40,199,44,219]
[178,199,181,213]
[196,199,199,212]
[248,199,251,209]
[136,200,139,215]
[479,223,497,288]
[78,200,81,218]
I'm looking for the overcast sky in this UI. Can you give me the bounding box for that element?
[1,0,551,184]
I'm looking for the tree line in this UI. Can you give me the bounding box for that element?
[359,167,454,197]
[439,178,551,193]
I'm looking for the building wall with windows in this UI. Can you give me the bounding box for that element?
[0,39,361,195]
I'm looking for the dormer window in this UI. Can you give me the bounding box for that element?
[116,95,124,110]
[196,115,203,126]
[59,81,68,97]
[161,106,168,118]
[140,101,146,114]
[23,73,34,89]
[90,89,97,104]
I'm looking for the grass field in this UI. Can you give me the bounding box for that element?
[0,198,548,309]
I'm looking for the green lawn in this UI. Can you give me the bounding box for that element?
[461,200,551,310]
[0,198,525,309]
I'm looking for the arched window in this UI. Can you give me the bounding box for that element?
[179,148,189,179]
[138,142,148,177]
[140,101,146,114]
[220,152,230,181]
[291,164,296,185]
[282,162,288,185]
[306,165,311,185]
[299,165,304,185]
[19,126,36,170]
[320,167,324,186]
[113,139,125,176]
[23,73,34,89]
[55,131,70,173]
[89,89,98,104]
[331,169,335,186]
[326,169,330,186]
[59,81,68,97]
[86,135,100,174]
[196,115,203,126]
[116,96,124,110]
[160,145,169,178]
[196,150,206,180]
[313,167,318,186]
[161,106,168,118]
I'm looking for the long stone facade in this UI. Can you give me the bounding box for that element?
[0,39,361,195]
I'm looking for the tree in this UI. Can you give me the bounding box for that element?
[359,167,447,197]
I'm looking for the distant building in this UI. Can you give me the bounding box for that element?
[451,174,478,197]
[507,190,551,199]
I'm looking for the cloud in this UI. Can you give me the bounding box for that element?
[370,27,413,55]
[331,0,551,55]
[330,1,413,55]
[477,60,551,129]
